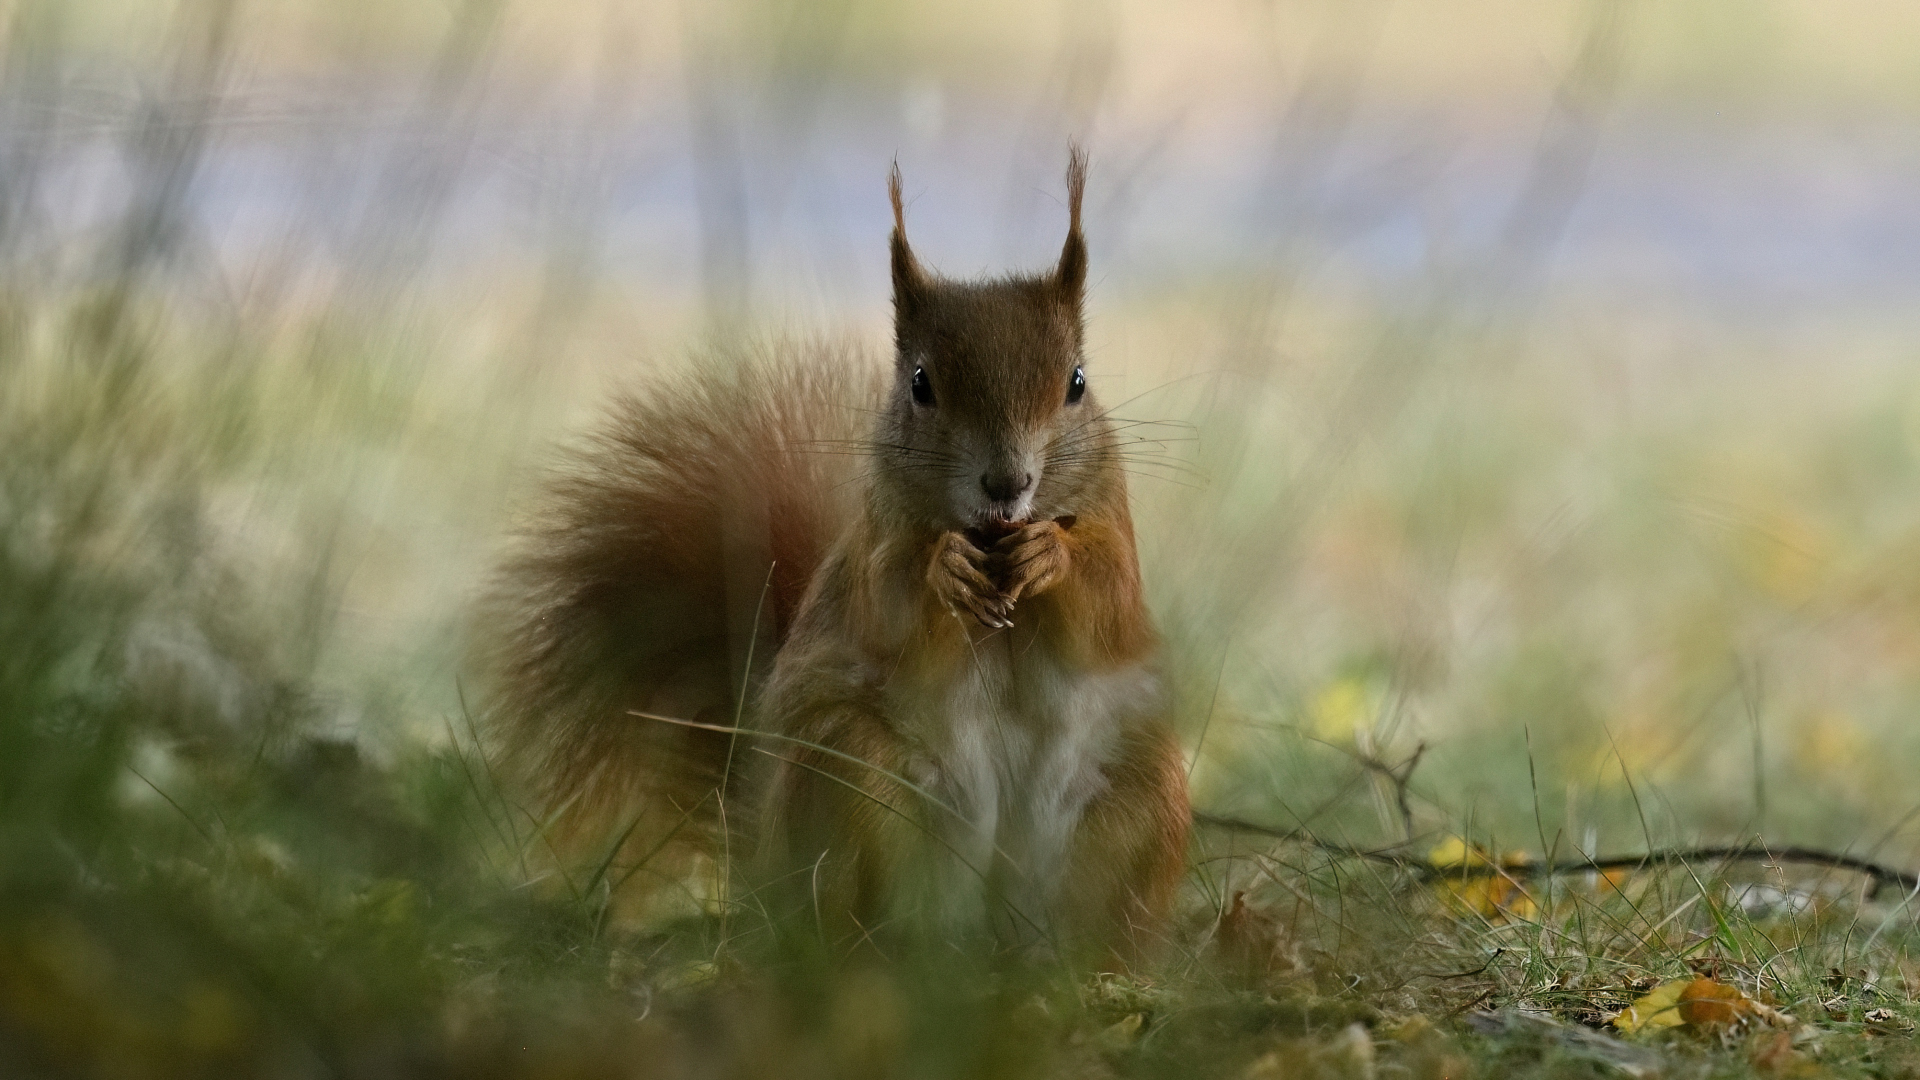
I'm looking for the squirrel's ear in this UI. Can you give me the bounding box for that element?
[889,160,927,315]
[1052,144,1088,302]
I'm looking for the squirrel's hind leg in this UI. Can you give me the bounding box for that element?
[1058,723,1192,972]
[758,707,929,958]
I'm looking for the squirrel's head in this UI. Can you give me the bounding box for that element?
[882,147,1116,533]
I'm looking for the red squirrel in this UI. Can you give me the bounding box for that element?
[482,148,1189,968]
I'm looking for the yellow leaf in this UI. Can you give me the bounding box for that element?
[1428,836,1477,868]
[1429,837,1537,921]
[1614,979,1690,1033]
[1436,873,1538,922]
[1310,678,1374,742]
[1795,712,1866,773]
[1492,876,1538,920]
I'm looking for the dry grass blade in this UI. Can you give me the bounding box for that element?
[747,748,1053,946]
[631,710,1031,882]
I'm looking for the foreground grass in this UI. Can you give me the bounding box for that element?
[7,711,1920,1078]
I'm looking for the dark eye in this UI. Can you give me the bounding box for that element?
[1066,366,1086,405]
[911,366,935,406]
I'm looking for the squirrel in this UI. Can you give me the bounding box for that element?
[481,148,1189,969]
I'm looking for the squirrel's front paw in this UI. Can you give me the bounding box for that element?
[929,531,1013,629]
[994,518,1072,603]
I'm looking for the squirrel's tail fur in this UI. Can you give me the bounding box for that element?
[477,340,878,909]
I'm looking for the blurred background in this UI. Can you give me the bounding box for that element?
[7,0,1920,1068]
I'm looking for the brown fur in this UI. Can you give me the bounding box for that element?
[477,344,879,890]
[480,149,1189,966]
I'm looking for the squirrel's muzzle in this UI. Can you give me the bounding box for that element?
[979,467,1034,505]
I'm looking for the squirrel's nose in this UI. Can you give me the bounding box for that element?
[980,469,1034,505]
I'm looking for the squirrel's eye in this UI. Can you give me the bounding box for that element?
[1066,366,1087,405]
[910,366,935,406]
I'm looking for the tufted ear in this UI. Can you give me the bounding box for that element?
[1052,144,1088,302]
[888,160,928,318]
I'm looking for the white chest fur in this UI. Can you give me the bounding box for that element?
[888,632,1160,943]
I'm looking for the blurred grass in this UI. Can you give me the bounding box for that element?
[6,0,1920,1076]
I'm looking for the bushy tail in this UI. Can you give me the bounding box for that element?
[476,339,878,915]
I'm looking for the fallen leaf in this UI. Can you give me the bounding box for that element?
[1678,977,1755,1028]
[1427,838,1537,921]
[1863,1007,1914,1034]
[1613,979,1689,1033]
[1429,837,1474,868]
[1215,891,1302,985]
[1312,678,1377,742]
[1617,977,1796,1035]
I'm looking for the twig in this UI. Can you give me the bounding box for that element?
[128,767,218,847]
[1353,741,1426,840]
[1415,947,1506,980]
[1192,812,1920,898]
[1192,813,1416,868]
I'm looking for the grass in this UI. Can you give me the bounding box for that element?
[9,1,1920,1075]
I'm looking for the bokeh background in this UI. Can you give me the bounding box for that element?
[8,0,1920,1068]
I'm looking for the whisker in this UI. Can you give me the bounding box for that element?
[1043,417,1199,460]
[794,437,958,458]
[792,448,892,460]
[1087,369,1231,416]
[1113,468,1205,490]
[1047,452,1208,482]
[1103,416,1199,432]
[828,460,972,493]
[1050,447,1199,463]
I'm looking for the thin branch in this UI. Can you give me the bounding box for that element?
[1353,740,1426,840]
[1193,812,1920,898]
[128,767,218,847]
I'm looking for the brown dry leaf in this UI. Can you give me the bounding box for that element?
[1597,867,1633,896]
[1677,977,1756,1028]
[1863,1006,1915,1035]
[1214,891,1302,985]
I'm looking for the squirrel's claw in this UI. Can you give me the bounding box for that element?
[994,519,1071,603]
[929,531,1011,629]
